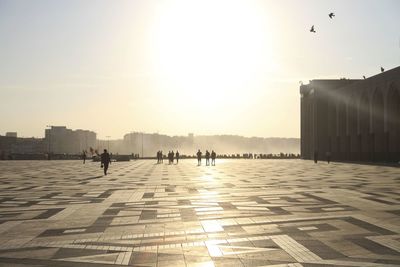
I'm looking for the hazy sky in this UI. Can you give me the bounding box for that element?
[0,0,399,139]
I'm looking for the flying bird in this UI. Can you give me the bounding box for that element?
[310,25,316,33]
[329,13,335,19]
[381,67,385,72]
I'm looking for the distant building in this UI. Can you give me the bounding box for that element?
[44,126,96,154]
[11,137,46,154]
[0,134,45,158]
[123,132,143,155]
[75,129,97,152]
[300,66,400,162]
[0,135,17,159]
[5,132,17,137]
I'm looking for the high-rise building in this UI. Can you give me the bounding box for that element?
[44,126,96,154]
[5,132,17,138]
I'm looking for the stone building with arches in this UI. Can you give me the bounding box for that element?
[300,66,400,162]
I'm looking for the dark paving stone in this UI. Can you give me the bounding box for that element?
[0,160,399,267]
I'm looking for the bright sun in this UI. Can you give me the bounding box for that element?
[151,0,276,107]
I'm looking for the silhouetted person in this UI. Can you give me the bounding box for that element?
[197,149,202,166]
[171,150,175,164]
[101,149,111,175]
[363,75,366,79]
[160,151,163,163]
[381,67,384,73]
[82,150,87,164]
[205,150,210,166]
[176,151,180,164]
[329,12,335,19]
[157,151,160,164]
[211,150,216,166]
[326,151,331,164]
[310,25,316,33]
[314,150,318,164]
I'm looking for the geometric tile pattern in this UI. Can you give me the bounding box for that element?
[0,159,399,266]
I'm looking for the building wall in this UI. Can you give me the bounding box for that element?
[300,66,400,162]
[45,126,97,154]
[5,132,17,137]
[0,136,45,158]
[0,136,17,159]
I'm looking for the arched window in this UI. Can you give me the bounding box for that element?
[371,89,384,134]
[386,86,400,133]
[348,95,357,136]
[328,101,337,137]
[338,101,347,137]
[359,92,370,134]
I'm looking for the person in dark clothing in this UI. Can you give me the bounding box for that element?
[101,149,111,175]
[196,149,202,166]
[160,151,163,163]
[176,151,180,164]
[171,150,175,164]
[82,150,87,164]
[157,151,161,164]
[326,151,331,164]
[205,150,210,166]
[211,150,216,166]
[314,150,318,164]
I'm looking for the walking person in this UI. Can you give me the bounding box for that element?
[176,150,180,164]
[82,150,87,164]
[205,150,210,166]
[326,151,331,164]
[196,149,202,166]
[171,150,175,164]
[101,149,111,175]
[157,151,160,164]
[160,151,163,163]
[211,150,216,166]
[314,150,318,164]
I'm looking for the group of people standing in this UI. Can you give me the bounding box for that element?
[156,149,217,166]
[157,150,180,164]
[197,149,216,166]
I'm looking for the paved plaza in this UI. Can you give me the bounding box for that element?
[0,159,399,267]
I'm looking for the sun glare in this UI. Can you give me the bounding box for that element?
[151,1,276,107]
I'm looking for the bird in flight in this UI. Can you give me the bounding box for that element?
[381,67,385,72]
[329,13,335,19]
[310,25,316,33]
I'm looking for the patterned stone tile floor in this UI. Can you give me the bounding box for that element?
[0,159,399,267]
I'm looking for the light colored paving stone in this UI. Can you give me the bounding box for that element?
[0,159,399,266]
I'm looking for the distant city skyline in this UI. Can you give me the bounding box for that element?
[0,125,300,157]
[1,0,399,139]
[1,124,298,140]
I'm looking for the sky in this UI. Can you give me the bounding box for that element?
[0,0,399,139]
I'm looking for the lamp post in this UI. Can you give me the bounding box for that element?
[46,125,53,159]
